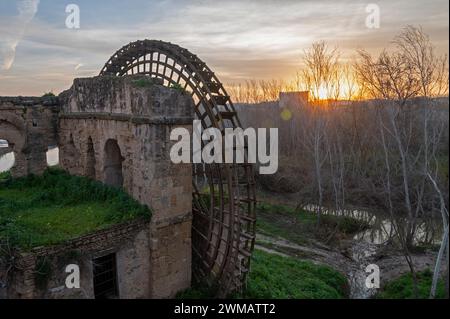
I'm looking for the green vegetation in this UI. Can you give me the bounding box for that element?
[0,171,11,182]
[257,202,368,245]
[177,249,348,299]
[244,249,348,298]
[132,78,156,88]
[170,83,185,93]
[377,269,446,299]
[0,168,151,250]
[193,199,366,246]
[41,92,55,97]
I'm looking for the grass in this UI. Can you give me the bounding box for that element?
[177,249,348,299]
[0,171,11,182]
[0,168,151,250]
[131,78,156,88]
[256,202,368,245]
[196,195,365,245]
[244,250,348,298]
[377,269,446,299]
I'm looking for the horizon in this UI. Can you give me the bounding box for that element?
[0,0,449,97]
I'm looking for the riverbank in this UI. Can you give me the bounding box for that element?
[178,249,349,299]
[253,193,443,299]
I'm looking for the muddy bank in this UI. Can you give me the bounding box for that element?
[256,233,438,299]
[254,189,443,298]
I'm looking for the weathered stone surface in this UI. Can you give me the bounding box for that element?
[0,97,59,177]
[0,75,195,299]
[1,220,150,299]
[59,75,193,119]
[58,76,194,224]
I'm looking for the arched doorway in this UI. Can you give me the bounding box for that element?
[103,139,123,187]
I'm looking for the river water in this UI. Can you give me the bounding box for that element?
[302,204,443,298]
[303,204,443,246]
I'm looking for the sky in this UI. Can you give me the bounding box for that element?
[0,0,448,96]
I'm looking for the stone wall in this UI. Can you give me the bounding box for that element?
[0,97,59,177]
[58,75,194,298]
[0,220,150,299]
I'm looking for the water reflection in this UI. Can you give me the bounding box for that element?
[354,216,443,245]
[304,204,443,246]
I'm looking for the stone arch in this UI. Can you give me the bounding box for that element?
[0,119,26,176]
[0,113,26,134]
[85,136,96,179]
[0,139,15,173]
[103,139,123,187]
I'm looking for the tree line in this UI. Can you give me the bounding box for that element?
[236,26,449,298]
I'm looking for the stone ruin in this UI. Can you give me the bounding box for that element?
[0,75,193,298]
[0,96,59,177]
[0,39,257,299]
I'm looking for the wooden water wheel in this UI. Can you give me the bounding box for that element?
[100,40,256,296]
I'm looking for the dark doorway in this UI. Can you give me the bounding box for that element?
[93,253,118,299]
[103,139,123,187]
[86,137,96,179]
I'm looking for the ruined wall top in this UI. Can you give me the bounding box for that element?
[0,96,60,109]
[59,75,194,121]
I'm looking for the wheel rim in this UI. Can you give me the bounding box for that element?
[100,40,256,296]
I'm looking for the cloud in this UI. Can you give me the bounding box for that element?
[0,0,40,70]
[0,0,447,95]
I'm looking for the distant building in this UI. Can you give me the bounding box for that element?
[279,91,309,109]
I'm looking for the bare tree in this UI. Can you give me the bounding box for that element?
[299,41,341,101]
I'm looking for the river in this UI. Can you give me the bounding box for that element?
[302,204,443,298]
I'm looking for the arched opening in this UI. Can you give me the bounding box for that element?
[103,139,123,187]
[0,119,25,176]
[0,139,15,173]
[65,134,79,158]
[46,145,60,167]
[86,137,96,179]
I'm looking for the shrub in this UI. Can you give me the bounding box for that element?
[377,269,446,299]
